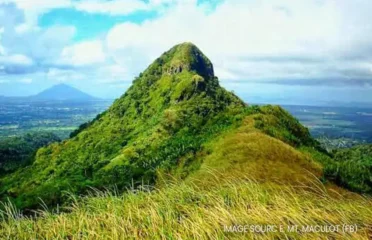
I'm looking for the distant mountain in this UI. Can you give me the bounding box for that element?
[0,42,323,210]
[31,84,97,101]
[1,43,371,239]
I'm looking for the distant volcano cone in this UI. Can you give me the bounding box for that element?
[33,84,96,101]
[0,42,246,209]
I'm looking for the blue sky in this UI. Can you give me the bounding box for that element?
[39,8,159,41]
[0,0,372,105]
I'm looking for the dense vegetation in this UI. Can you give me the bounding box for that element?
[0,42,371,239]
[0,43,325,210]
[0,43,248,209]
[0,132,60,175]
[1,173,371,239]
[330,145,372,193]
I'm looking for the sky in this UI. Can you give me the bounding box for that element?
[0,0,372,105]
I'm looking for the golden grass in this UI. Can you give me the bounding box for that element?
[1,116,371,239]
[0,173,371,240]
[188,116,322,188]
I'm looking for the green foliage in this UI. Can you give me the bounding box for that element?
[1,42,367,213]
[0,132,60,175]
[244,105,372,194]
[330,145,372,193]
[301,144,372,194]
[0,43,247,210]
[253,105,321,148]
[1,43,372,240]
[69,111,107,138]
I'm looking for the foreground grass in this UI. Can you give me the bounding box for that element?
[1,116,371,239]
[0,172,371,240]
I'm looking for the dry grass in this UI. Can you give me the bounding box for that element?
[189,117,322,188]
[0,172,371,240]
[1,116,371,239]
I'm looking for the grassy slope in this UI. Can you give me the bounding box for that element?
[188,115,322,186]
[1,43,371,239]
[0,43,246,210]
[1,113,371,239]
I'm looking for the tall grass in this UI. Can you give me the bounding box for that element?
[1,113,371,239]
[0,171,371,239]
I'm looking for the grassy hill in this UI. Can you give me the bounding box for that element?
[1,119,371,238]
[0,43,371,239]
[0,42,248,209]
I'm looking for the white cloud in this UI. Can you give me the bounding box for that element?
[60,40,106,66]
[47,68,86,82]
[0,3,77,73]
[0,0,72,28]
[18,78,32,84]
[14,23,31,34]
[96,64,130,84]
[1,0,71,11]
[74,0,176,16]
[0,0,174,20]
[40,25,76,45]
[74,0,148,16]
[105,0,372,85]
[0,54,33,66]
[1,0,372,96]
[0,27,5,55]
[100,64,128,78]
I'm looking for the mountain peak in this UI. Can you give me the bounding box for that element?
[1,43,245,210]
[121,42,225,107]
[159,42,214,79]
[33,84,96,101]
[54,83,70,88]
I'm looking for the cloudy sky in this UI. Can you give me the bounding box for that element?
[0,0,371,105]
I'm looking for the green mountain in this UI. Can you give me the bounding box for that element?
[1,43,372,239]
[0,43,321,210]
